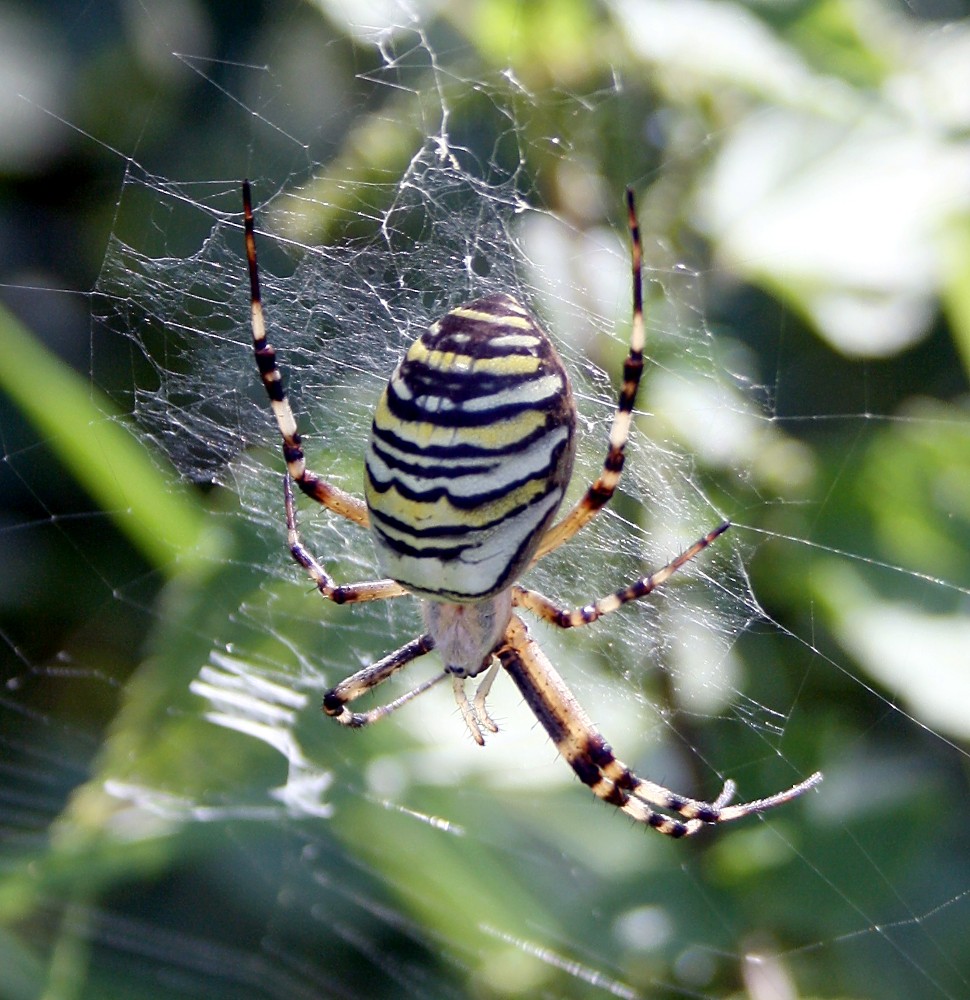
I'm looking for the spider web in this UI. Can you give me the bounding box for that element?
[2,2,969,999]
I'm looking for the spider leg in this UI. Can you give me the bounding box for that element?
[533,188,645,563]
[496,615,820,837]
[284,474,408,604]
[451,660,502,746]
[472,660,501,734]
[513,522,729,628]
[243,180,369,528]
[323,633,441,727]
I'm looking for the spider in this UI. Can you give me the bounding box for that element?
[242,181,822,837]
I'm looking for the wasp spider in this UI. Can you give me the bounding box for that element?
[242,182,821,837]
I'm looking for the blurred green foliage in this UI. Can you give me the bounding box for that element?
[1,2,968,999]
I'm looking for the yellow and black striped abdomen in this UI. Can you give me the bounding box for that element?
[364,293,576,602]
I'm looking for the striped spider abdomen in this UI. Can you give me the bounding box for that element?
[364,293,577,603]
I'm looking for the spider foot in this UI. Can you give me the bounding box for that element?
[626,771,821,837]
[717,770,823,823]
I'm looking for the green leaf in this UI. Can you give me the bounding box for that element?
[0,301,208,574]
